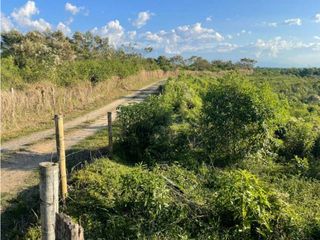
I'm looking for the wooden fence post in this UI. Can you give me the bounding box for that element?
[54,114,68,202]
[39,162,59,240]
[55,213,84,240]
[107,112,113,158]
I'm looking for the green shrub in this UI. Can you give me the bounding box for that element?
[65,159,320,239]
[117,75,210,166]
[201,76,283,166]
[117,96,173,164]
[66,160,212,239]
[280,120,315,160]
[312,134,320,159]
[1,56,24,88]
[211,170,284,238]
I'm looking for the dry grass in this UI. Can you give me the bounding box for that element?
[1,70,178,141]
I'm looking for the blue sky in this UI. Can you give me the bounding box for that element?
[1,0,320,67]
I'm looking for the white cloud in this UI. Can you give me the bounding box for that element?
[11,1,51,31]
[268,22,278,27]
[255,37,313,57]
[65,17,74,25]
[315,13,320,23]
[311,42,320,51]
[13,0,38,18]
[91,20,125,47]
[226,34,233,39]
[133,11,153,28]
[65,2,80,15]
[143,31,162,42]
[141,22,224,54]
[127,31,137,40]
[314,36,320,40]
[176,22,224,41]
[206,16,212,22]
[284,18,302,26]
[56,22,71,35]
[235,29,252,37]
[216,43,238,53]
[1,12,14,32]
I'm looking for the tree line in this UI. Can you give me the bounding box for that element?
[1,30,259,88]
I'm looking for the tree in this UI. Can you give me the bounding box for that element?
[144,47,153,53]
[211,60,235,70]
[238,58,257,69]
[156,56,173,71]
[169,55,185,68]
[187,56,211,71]
[1,30,24,58]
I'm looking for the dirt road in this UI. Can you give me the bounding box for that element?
[1,80,165,195]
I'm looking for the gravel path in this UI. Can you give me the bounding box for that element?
[1,80,165,195]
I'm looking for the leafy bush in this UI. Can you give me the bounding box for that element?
[118,96,173,164]
[207,170,288,239]
[312,134,320,159]
[201,76,283,166]
[280,120,315,161]
[1,56,24,89]
[64,159,320,239]
[66,160,211,239]
[117,75,209,166]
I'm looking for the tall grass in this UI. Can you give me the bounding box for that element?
[1,70,178,141]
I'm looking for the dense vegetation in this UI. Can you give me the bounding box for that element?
[60,71,320,239]
[2,29,319,89]
[1,30,159,89]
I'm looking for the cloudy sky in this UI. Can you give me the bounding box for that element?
[1,0,320,67]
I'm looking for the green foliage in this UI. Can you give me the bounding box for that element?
[1,56,24,88]
[111,71,319,238]
[1,30,159,88]
[118,96,173,164]
[210,170,284,238]
[156,55,175,71]
[24,226,41,240]
[280,120,316,161]
[117,74,289,168]
[14,69,320,239]
[117,75,214,166]
[66,160,208,239]
[280,68,320,78]
[65,158,320,239]
[201,76,284,166]
[312,134,320,159]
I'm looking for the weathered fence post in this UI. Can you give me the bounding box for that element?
[54,114,68,202]
[107,112,113,158]
[55,213,84,240]
[40,162,59,240]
